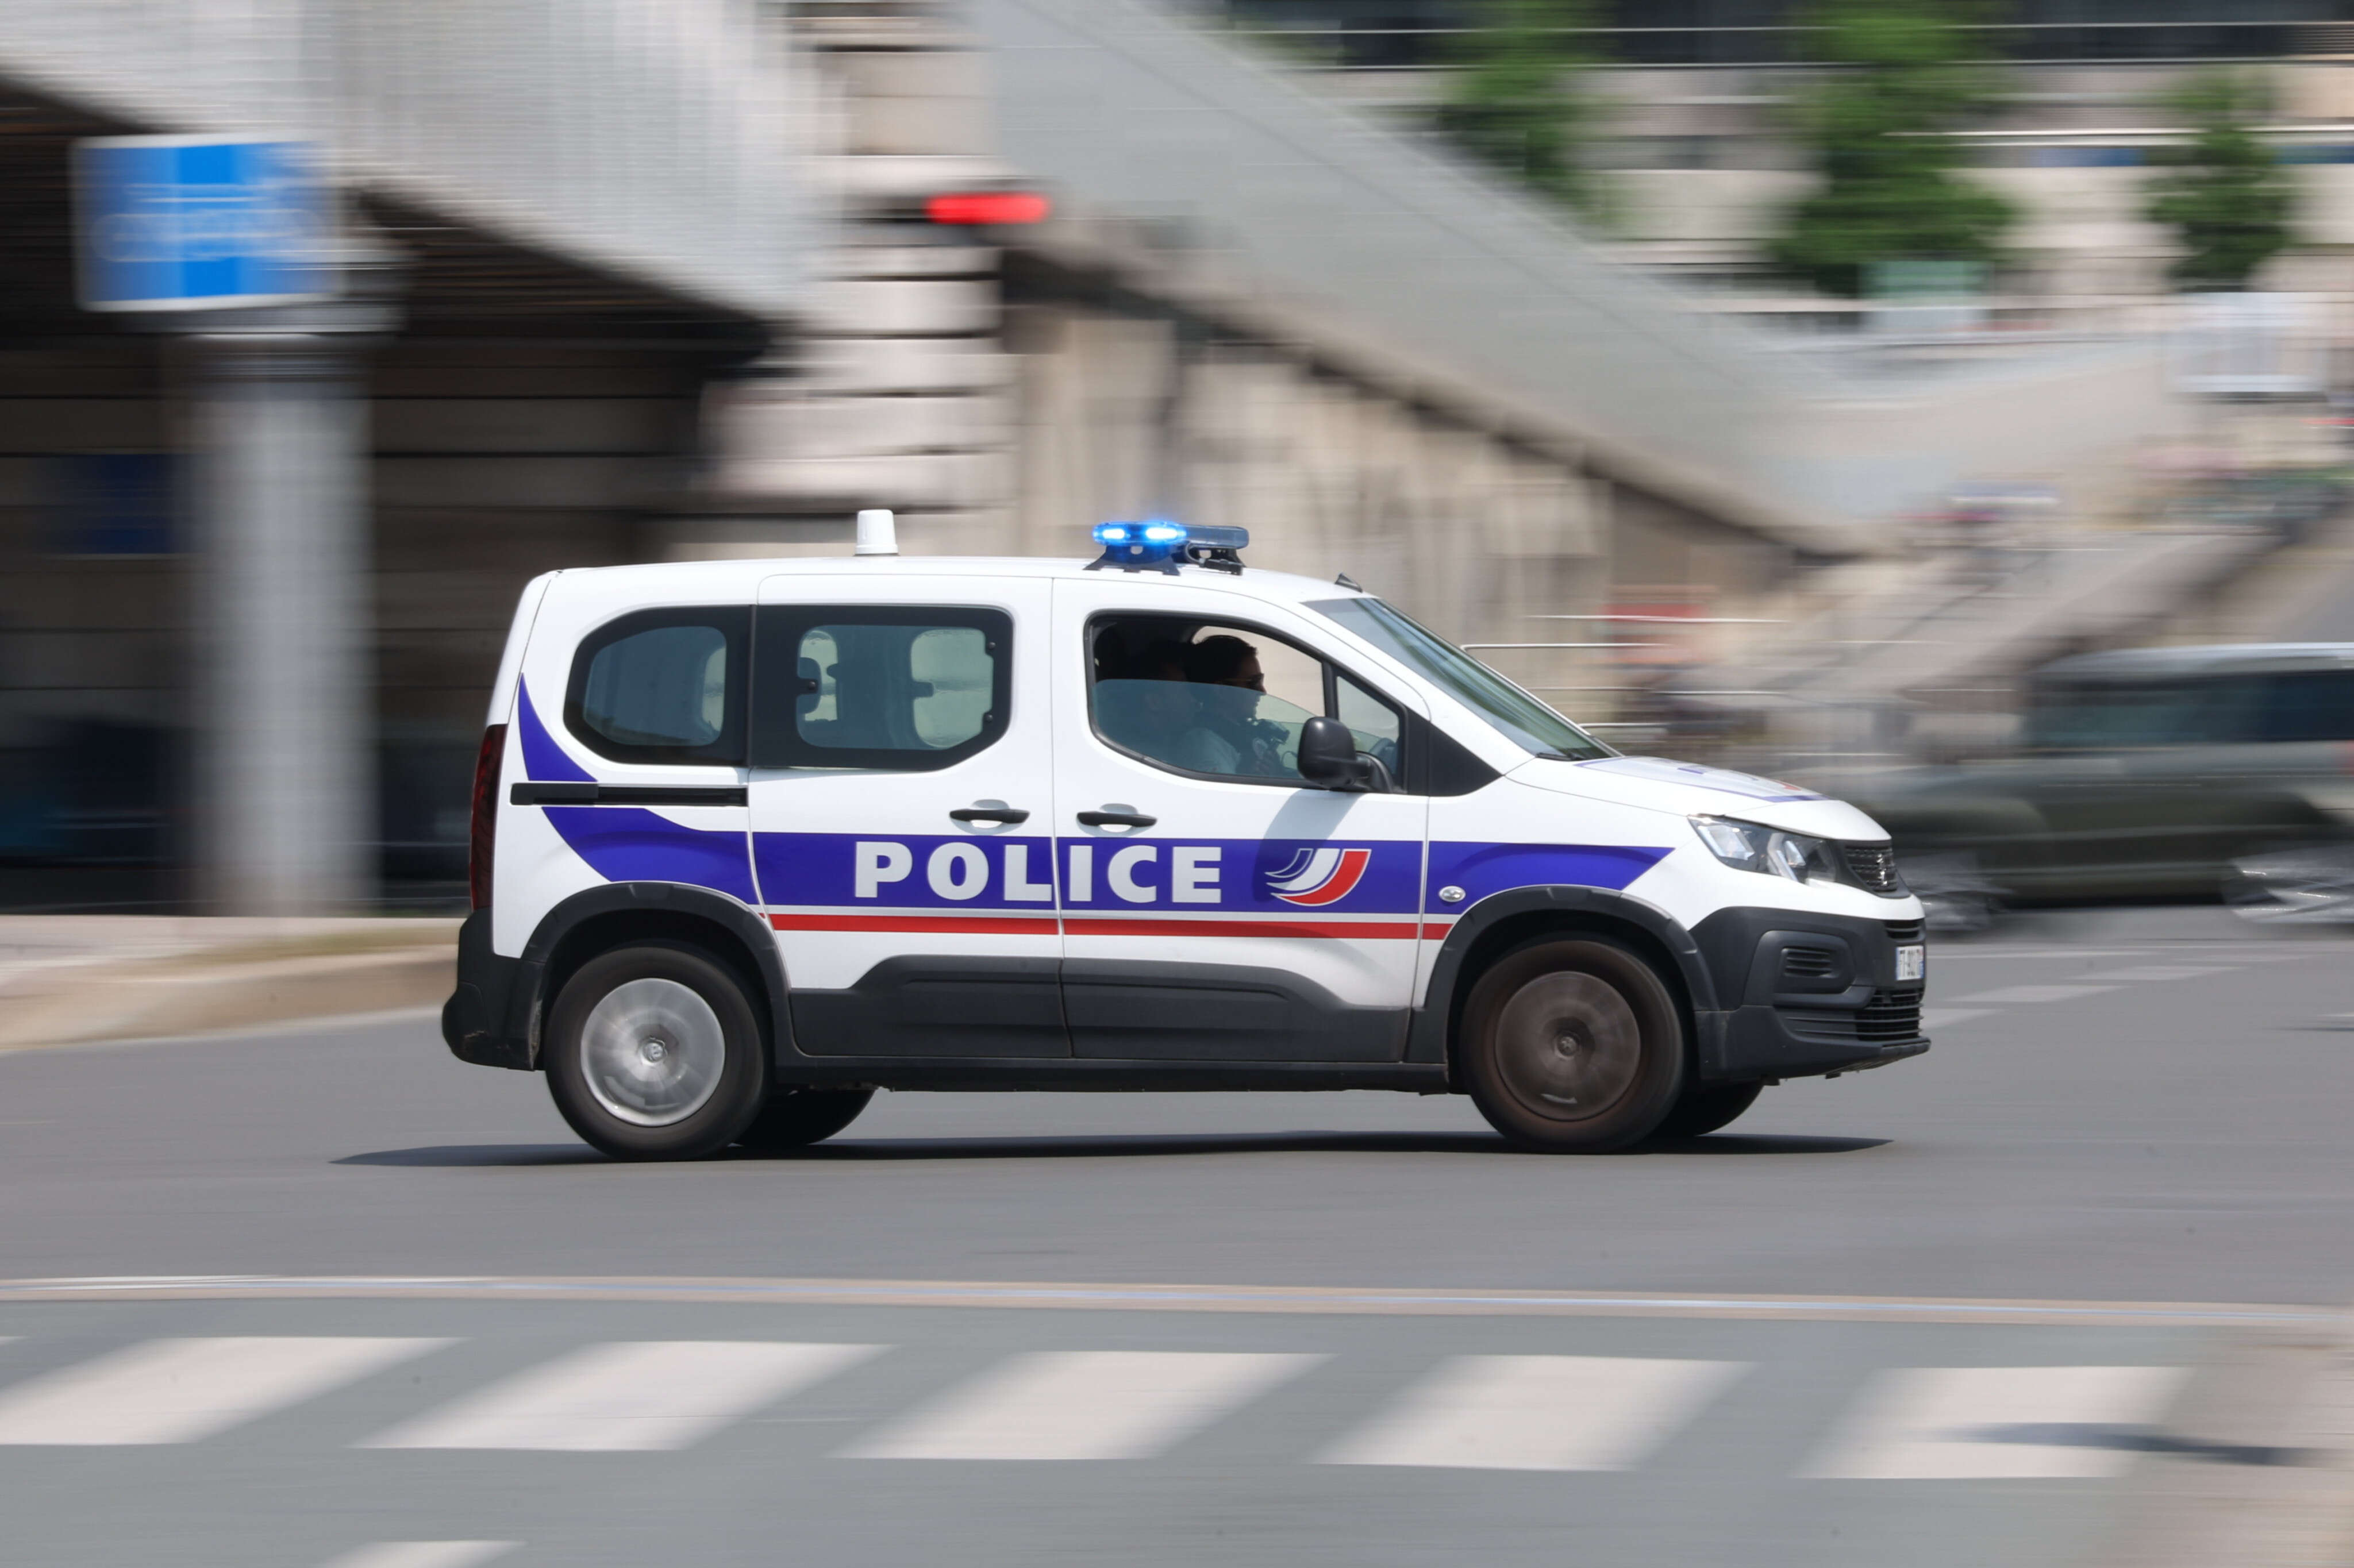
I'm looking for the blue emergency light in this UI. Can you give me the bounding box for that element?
[1086,520,1249,575]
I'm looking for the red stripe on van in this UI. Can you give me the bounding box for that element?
[765,913,1434,940]
[767,913,1060,935]
[1064,917,1421,940]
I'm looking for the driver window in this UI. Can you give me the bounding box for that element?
[1090,615,1402,787]
[1337,671,1402,759]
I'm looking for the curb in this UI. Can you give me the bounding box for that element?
[0,943,455,1055]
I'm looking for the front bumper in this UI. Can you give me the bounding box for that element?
[1688,905,1930,1084]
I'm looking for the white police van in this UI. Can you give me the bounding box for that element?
[445,517,1928,1160]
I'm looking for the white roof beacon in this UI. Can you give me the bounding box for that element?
[854,508,898,557]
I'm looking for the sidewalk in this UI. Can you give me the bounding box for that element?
[0,916,458,1054]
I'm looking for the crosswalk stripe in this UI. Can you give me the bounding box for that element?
[0,1338,447,1445]
[1802,1365,2190,1479]
[1318,1355,1745,1471]
[844,1350,1319,1461]
[316,1544,518,1568]
[360,1340,879,1452]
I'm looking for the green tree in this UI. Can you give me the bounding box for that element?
[1768,0,2016,298]
[1434,0,1614,225]
[2143,71,2296,291]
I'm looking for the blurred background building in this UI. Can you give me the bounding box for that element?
[5,0,2353,914]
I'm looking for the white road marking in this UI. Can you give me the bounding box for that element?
[0,1278,2313,1326]
[844,1350,1318,1461]
[360,1341,879,1452]
[1318,1355,1745,1471]
[1945,984,2120,1005]
[317,1545,517,1568]
[1929,949,2149,961]
[2075,966,2232,983]
[1920,1008,1991,1030]
[0,1337,447,1445]
[1803,1365,2190,1479]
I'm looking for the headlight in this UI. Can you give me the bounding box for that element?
[1691,815,1840,884]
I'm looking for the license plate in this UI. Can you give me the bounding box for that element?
[1895,945,1925,982]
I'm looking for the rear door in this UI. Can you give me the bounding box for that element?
[746,574,1065,1057]
[497,585,758,954]
[1051,577,1429,1061]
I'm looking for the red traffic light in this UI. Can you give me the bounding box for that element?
[925,191,1051,226]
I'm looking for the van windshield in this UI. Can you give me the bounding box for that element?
[1307,596,1613,762]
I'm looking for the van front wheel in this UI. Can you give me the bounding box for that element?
[1459,937,1684,1153]
[1650,1081,1763,1139]
[545,943,770,1161]
[736,1088,874,1152]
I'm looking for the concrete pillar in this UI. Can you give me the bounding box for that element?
[184,325,376,914]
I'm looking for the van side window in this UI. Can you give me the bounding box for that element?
[752,606,1011,771]
[1088,613,1403,788]
[565,607,749,765]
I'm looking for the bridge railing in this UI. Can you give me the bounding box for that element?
[970,0,1839,532]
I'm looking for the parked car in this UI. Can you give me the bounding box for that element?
[1841,644,2354,906]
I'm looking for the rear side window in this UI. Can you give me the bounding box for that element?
[566,607,749,764]
[2029,671,2354,749]
[752,606,1010,770]
[2249,669,2354,743]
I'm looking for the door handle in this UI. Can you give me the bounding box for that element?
[1076,808,1156,829]
[949,806,1030,825]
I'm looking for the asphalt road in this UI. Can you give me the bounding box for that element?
[3,906,2352,1567]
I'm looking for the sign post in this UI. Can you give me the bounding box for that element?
[74,132,379,914]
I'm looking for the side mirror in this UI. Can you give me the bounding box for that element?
[1299,715,1373,792]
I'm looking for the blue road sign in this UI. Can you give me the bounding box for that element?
[74,136,333,312]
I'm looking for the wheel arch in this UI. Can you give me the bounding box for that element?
[517,884,793,1068]
[1407,887,1717,1080]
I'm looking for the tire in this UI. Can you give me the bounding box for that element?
[1458,937,1686,1153]
[1649,1081,1763,1139]
[544,942,771,1161]
[735,1088,875,1153]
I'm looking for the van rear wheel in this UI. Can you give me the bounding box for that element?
[545,943,770,1161]
[736,1088,875,1152]
[1459,937,1684,1153]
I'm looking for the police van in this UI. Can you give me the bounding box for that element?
[444,516,1928,1160]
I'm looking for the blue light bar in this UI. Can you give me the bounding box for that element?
[1088,518,1183,574]
[1084,518,1249,575]
[1093,520,1187,546]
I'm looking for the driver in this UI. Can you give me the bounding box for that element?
[1175,635,1288,777]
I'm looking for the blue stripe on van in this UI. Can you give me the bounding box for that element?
[542,806,757,904]
[515,680,593,782]
[1423,841,1672,912]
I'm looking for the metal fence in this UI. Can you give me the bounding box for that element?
[0,0,810,321]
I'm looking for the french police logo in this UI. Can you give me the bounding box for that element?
[1266,846,1372,907]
